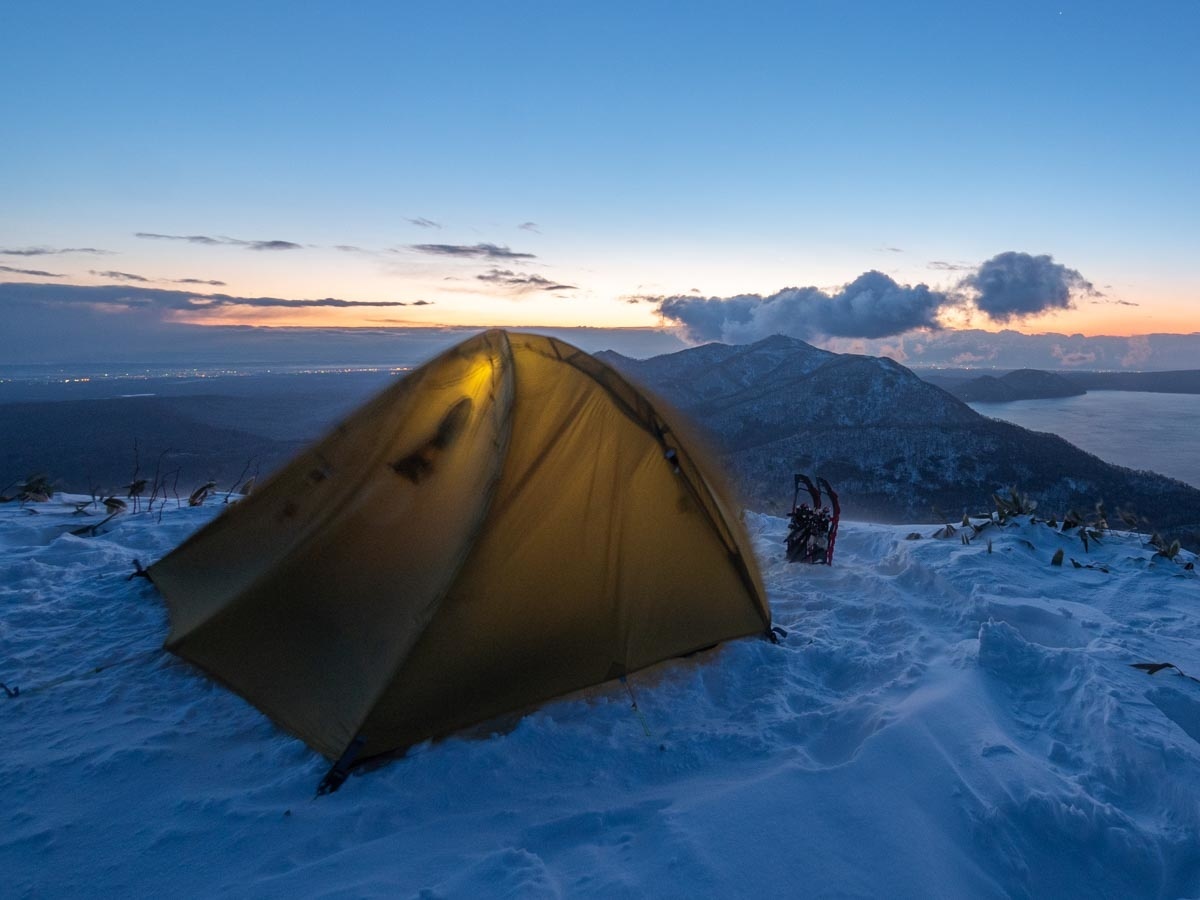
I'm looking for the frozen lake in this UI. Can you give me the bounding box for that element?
[970,390,1200,488]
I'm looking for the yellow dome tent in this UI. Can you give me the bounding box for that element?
[148,330,771,786]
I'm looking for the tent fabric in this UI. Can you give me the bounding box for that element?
[149,330,770,761]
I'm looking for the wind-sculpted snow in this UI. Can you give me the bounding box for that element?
[2,498,1198,898]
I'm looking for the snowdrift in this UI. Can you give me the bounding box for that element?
[2,497,1198,898]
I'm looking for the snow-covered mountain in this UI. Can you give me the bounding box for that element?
[598,337,1200,541]
[2,496,1198,897]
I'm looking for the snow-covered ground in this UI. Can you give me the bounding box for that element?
[2,497,1198,898]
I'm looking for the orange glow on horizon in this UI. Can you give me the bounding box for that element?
[171,295,1199,338]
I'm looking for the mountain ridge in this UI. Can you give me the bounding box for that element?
[600,336,1200,540]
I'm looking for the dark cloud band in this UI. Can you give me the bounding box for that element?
[0,282,427,313]
[476,268,575,292]
[0,264,64,277]
[91,269,150,282]
[89,270,227,286]
[409,243,535,260]
[135,232,302,251]
[0,246,110,257]
[136,232,222,245]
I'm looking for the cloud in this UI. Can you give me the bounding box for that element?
[335,245,388,257]
[191,296,415,308]
[89,270,226,286]
[0,246,110,256]
[658,270,952,343]
[409,243,535,260]
[406,217,442,229]
[880,246,903,253]
[1051,344,1097,367]
[928,260,974,271]
[621,294,663,305]
[0,282,423,316]
[875,339,908,361]
[950,349,998,366]
[91,269,150,282]
[960,251,1094,322]
[1121,336,1152,368]
[135,232,302,251]
[0,264,64,277]
[0,281,445,367]
[812,329,1200,372]
[476,268,576,292]
[136,232,222,246]
[246,240,302,251]
[518,222,540,233]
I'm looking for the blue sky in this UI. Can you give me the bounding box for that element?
[2,0,1197,340]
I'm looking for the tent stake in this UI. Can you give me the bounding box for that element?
[316,735,367,797]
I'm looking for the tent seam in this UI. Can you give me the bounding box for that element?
[347,329,518,756]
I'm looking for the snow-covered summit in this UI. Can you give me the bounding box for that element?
[2,497,1198,898]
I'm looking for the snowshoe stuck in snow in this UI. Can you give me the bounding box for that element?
[785,474,840,565]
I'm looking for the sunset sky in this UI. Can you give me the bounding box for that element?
[3,1,1197,345]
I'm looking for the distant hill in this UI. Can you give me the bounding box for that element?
[1064,370,1200,394]
[930,368,1086,403]
[920,367,1200,400]
[0,397,301,498]
[598,337,1200,541]
[0,373,390,497]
